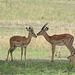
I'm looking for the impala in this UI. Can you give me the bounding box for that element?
[6,27,37,64]
[37,23,75,62]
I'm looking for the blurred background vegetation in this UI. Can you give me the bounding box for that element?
[0,0,75,22]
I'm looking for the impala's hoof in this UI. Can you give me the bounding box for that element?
[11,60,13,62]
[51,60,54,62]
[6,59,8,62]
[67,56,69,59]
[6,59,8,63]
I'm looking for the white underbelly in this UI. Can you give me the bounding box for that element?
[15,44,27,47]
[15,45,21,47]
[14,41,27,47]
[56,42,64,46]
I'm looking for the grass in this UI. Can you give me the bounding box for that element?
[0,60,75,75]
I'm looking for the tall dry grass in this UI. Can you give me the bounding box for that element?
[0,21,75,50]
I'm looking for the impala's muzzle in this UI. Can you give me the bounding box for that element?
[67,55,74,59]
[35,35,37,38]
[37,32,41,36]
[37,33,39,36]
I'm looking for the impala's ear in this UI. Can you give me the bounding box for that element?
[44,27,49,31]
[29,27,31,29]
[29,27,33,31]
[26,27,29,31]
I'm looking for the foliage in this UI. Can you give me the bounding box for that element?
[67,59,73,71]
[66,59,74,75]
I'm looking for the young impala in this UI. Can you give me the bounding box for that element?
[37,23,75,62]
[6,27,37,64]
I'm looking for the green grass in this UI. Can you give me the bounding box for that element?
[0,60,75,75]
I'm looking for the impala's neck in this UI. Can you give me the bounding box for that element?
[43,32,50,42]
[27,33,32,44]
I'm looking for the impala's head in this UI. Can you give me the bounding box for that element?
[26,27,37,38]
[37,23,49,36]
[67,53,75,59]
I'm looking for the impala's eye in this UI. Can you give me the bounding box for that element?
[29,27,31,29]
[31,32,34,34]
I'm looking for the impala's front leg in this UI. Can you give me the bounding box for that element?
[51,45,55,62]
[21,47,23,65]
[24,47,27,64]
[6,48,11,62]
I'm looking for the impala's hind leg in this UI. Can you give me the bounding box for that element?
[6,47,12,62]
[69,37,75,54]
[64,37,74,56]
[6,42,15,62]
[64,44,74,59]
[10,47,16,62]
[66,44,73,55]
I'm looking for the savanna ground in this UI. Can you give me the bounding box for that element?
[0,0,75,75]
